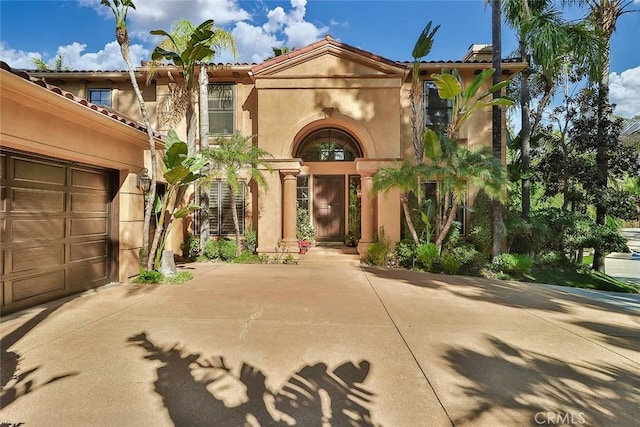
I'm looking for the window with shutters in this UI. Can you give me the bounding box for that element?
[203,181,245,236]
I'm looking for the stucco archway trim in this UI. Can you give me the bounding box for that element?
[289,113,377,160]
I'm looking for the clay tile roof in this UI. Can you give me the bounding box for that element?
[1,61,162,139]
[251,34,404,74]
[397,57,524,65]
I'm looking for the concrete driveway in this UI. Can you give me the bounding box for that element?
[1,259,639,426]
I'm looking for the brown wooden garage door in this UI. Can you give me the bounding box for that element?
[1,150,113,314]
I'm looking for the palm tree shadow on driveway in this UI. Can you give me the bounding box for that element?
[444,334,640,426]
[127,332,380,427]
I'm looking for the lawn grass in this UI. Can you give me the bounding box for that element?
[524,267,639,293]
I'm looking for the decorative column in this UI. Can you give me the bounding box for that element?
[281,170,299,248]
[358,171,375,258]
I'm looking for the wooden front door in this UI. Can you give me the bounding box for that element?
[313,175,345,242]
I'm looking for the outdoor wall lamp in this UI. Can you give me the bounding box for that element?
[136,168,151,193]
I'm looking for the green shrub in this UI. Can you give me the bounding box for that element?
[492,253,534,275]
[439,252,461,274]
[218,240,239,261]
[233,251,262,264]
[165,271,193,285]
[296,209,316,241]
[468,192,493,255]
[394,239,417,268]
[535,251,566,267]
[244,227,257,253]
[442,221,461,252]
[367,242,391,266]
[451,245,487,276]
[134,268,164,284]
[203,240,220,260]
[416,242,439,271]
[367,227,392,266]
[180,232,200,260]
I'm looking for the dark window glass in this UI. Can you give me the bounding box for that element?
[297,176,309,211]
[424,81,452,137]
[296,128,361,162]
[88,89,112,108]
[208,84,234,135]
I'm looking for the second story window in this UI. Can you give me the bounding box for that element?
[424,81,452,137]
[88,89,112,108]
[208,84,234,135]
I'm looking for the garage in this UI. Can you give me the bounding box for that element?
[1,149,115,314]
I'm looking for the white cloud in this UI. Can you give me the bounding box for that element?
[610,66,640,118]
[0,42,43,69]
[57,41,150,70]
[4,0,329,70]
[0,40,149,71]
[232,22,278,64]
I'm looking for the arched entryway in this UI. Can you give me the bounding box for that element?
[294,128,363,243]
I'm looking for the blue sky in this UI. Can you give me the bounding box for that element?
[1,0,639,117]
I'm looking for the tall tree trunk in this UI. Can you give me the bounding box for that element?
[592,82,609,272]
[491,0,504,260]
[592,21,612,272]
[520,40,531,219]
[116,28,157,270]
[229,186,241,254]
[186,89,197,157]
[199,64,210,250]
[435,199,459,250]
[401,194,420,246]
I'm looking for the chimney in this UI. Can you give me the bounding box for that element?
[462,44,493,61]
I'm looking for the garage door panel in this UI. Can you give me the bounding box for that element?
[12,188,65,212]
[70,218,108,237]
[70,241,108,262]
[1,150,113,314]
[71,193,109,213]
[71,168,109,191]
[69,261,107,288]
[12,244,64,273]
[11,218,66,242]
[12,270,65,302]
[13,158,66,186]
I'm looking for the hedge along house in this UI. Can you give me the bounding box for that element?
[0,62,164,314]
[22,37,525,265]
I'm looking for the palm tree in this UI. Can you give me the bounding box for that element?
[410,21,439,164]
[149,19,237,249]
[503,0,599,219]
[101,0,158,270]
[421,139,508,250]
[372,162,423,246]
[265,46,293,60]
[32,54,69,71]
[424,68,513,250]
[149,19,235,156]
[564,0,636,271]
[203,133,273,250]
[491,0,504,260]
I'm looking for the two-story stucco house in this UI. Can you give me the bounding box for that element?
[1,36,525,313]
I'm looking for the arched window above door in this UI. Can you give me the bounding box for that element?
[295,128,362,161]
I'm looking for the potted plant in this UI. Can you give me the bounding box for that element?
[296,209,316,254]
[298,239,311,254]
